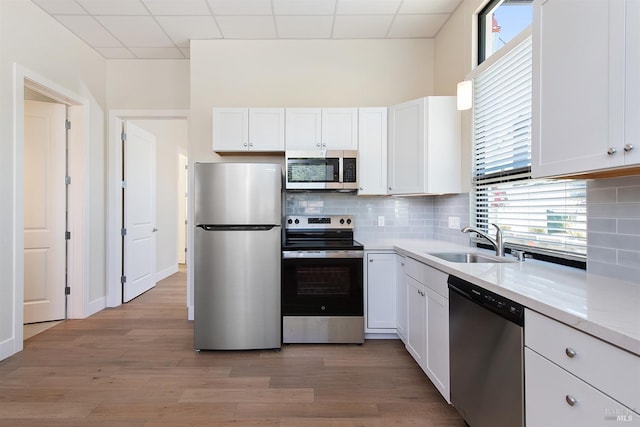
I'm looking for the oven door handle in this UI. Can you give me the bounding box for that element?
[282,250,364,259]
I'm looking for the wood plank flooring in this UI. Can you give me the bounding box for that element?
[0,267,464,426]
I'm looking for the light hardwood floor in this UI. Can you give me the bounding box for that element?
[0,267,464,426]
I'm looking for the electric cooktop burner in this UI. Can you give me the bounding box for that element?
[282,215,363,251]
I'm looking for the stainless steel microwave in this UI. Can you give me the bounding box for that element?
[285,150,358,191]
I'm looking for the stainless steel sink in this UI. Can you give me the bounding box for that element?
[427,252,512,263]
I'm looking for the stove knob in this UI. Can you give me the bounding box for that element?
[294,219,300,224]
[340,218,345,225]
[287,218,293,224]
[346,218,352,225]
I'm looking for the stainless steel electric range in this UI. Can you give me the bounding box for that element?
[281,215,364,344]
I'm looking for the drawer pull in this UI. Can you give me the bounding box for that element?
[565,395,577,407]
[565,347,577,358]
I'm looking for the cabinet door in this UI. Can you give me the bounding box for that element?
[625,0,640,166]
[406,277,426,367]
[532,0,623,177]
[212,108,249,151]
[396,255,407,342]
[322,108,358,150]
[388,99,425,194]
[285,108,322,150]
[249,108,285,151]
[424,287,450,402]
[366,253,396,330]
[358,107,387,195]
[525,349,640,426]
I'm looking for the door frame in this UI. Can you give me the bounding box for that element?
[106,110,189,307]
[9,64,90,357]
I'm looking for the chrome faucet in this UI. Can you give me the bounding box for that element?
[461,223,505,257]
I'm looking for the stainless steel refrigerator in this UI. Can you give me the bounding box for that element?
[194,162,282,350]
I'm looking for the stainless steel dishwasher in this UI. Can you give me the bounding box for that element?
[448,275,525,427]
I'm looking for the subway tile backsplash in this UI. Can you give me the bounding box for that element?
[587,175,640,284]
[285,192,435,242]
[432,193,472,246]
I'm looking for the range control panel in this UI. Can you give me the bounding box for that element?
[285,215,354,229]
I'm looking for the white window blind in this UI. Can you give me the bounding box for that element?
[472,35,587,259]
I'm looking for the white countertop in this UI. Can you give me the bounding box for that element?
[362,238,640,356]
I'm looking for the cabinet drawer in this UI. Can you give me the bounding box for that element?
[526,309,640,411]
[525,349,639,426]
[404,257,425,282]
[404,258,448,298]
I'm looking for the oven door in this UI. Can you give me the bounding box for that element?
[281,251,363,316]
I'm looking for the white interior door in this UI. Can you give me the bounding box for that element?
[123,121,157,302]
[23,100,66,323]
[178,153,187,265]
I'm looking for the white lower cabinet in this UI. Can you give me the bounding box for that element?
[395,254,407,342]
[526,349,639,426]
[404,257,450,402]
[525,309,640,426]
[365,252,396,333]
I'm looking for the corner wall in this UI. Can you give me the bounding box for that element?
[0,0,107,360]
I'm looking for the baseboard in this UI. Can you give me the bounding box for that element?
[156,264,179,283]
[364,332,400,340]
[0,337,21,362]
[86,296,106,318]
[188,305,194,321]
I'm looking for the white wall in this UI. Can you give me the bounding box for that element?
[107,60,189,110]
[0,0,107,360]
[434,0,486,191]
[130,119,188,279]
[187,38,436,317]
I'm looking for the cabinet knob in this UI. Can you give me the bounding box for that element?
[369,259,373,262]
[607,147,617,155]
[565,395,577,407]
[243,143,248,147]
[249,143,253,147]
[565,347,577,358]
[316,143,321,147]
[388,187,392,190]
[401,262,405,266]
[359,187,363,191]
[624,144,635,152]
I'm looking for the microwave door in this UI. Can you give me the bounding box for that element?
[286,156,341,190]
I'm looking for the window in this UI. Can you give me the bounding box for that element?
[472,34,587,260]
[479,0,533,64]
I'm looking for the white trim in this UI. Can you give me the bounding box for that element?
[365,333,399,340]
[86,297,106,318]
[106,110,189,309]
[8,64,91,360]
[467,25,532,81]
[156,265,179,283]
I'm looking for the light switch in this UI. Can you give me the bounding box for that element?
[378,216,385,227]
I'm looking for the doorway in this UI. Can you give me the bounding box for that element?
[107,112,189,307]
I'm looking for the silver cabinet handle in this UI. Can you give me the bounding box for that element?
[565,395,577,406]
[152,228,158,232]
[565,347,577,358]
[624,144,635,152]
[607,147,617,155]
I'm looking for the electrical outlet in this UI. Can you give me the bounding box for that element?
[378,216,385,227]
[448,216,460,229]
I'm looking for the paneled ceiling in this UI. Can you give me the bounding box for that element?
[31,0,462,59]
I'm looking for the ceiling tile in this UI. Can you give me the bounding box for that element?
[398,0,461,14]
[387,14,448,38]
[97,16,174,47]
[141,0,211,15]
[129,47,186,59]
[32,0,87,15]
[95,47,135,59]
[207,0,272,15]
[54,15,123,47]
[76,0,149,15]
[333,15,393,38]
[276,16,333,38]
[216,16,277,38]
[156,16,221,47]
[336,0,401,15]
[273,0,336,15]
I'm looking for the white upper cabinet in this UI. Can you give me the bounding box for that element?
[532,0,640,177]
[212,108,284,152]
[358,107,388,195]
[285,108,322,150]
[285,108,358,151]
[388,97,461,195]
[321,108,358,150]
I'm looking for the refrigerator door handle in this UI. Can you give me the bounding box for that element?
[197,224,278,231]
